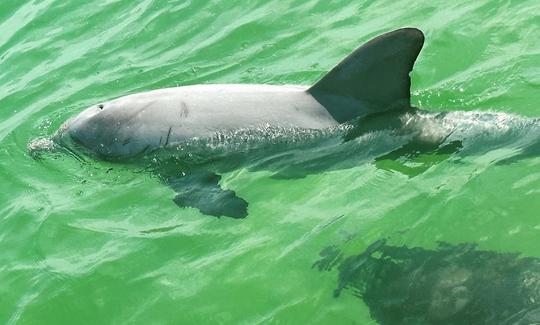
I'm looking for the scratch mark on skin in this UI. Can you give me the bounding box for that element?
[164,127,172,146]
[180,102,189,120]
[139,145,151,155]
[122,138,132,146]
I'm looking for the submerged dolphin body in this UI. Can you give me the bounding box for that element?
[53,28,424,218]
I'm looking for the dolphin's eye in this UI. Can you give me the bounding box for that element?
[98,104,104,110]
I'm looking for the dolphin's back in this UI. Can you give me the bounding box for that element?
[118,84,338,139]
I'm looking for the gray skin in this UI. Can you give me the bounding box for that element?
[64,84,337,158]
[60,28,425,161]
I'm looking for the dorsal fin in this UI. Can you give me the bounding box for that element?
[308,28,424,123]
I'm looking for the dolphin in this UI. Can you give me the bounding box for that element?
[41,27,538,218]
[62,28,423,159]
[48,28,424,218]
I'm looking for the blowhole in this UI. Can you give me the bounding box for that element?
[98,104,104,110]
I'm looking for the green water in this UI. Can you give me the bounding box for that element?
[1,0,540,324]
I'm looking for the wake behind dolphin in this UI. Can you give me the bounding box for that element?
[29,27,539,218]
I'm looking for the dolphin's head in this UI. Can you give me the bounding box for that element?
[58,100,151,159]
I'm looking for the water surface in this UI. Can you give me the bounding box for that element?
[1,0,539,323]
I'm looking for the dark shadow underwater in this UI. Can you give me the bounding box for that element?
[314,240,540,325]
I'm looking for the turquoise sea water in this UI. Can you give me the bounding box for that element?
[1,0,540,324]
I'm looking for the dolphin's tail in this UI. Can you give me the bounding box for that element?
[308,28,424,123]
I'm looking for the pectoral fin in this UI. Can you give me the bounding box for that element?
[162,170,248,219]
